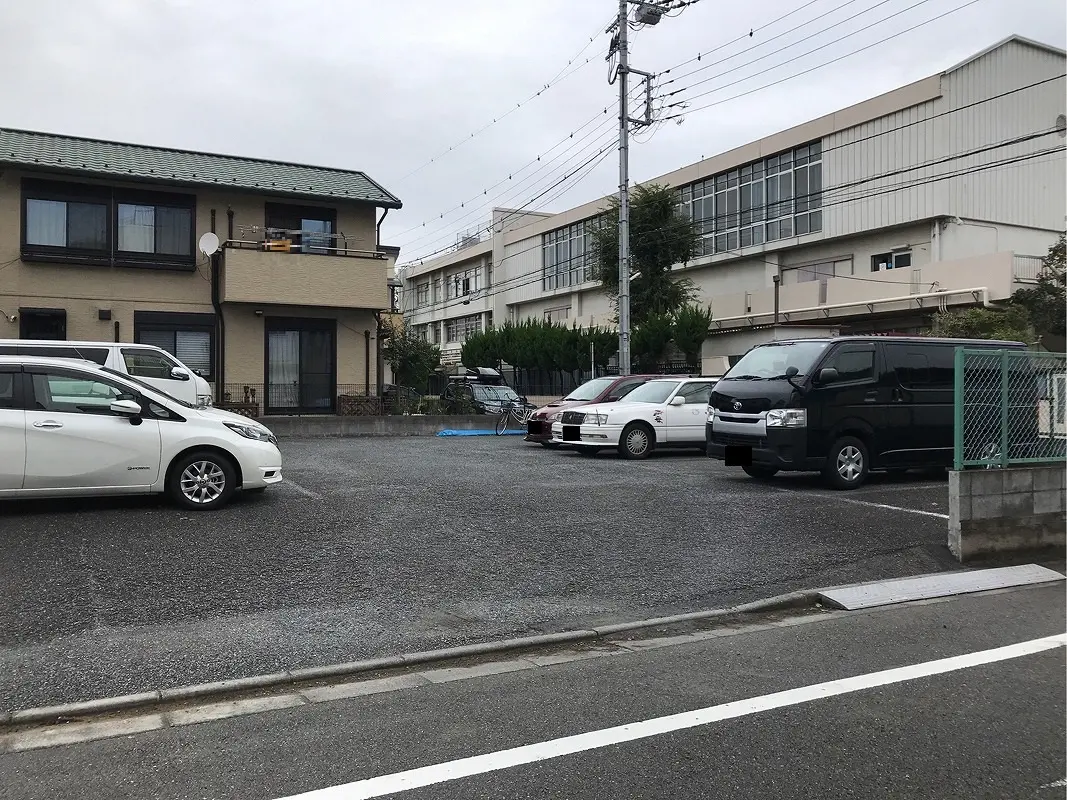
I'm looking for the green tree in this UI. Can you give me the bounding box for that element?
[672,304,713,369]
[584,326,619,372]
[590,183,698,325]
[631,312,675,373]
[382,323,441,391]
[1011,232,1065,350]
[930,305,1034,343]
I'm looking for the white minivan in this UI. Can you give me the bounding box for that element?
[0,340,213,407]
[0,355,281,510]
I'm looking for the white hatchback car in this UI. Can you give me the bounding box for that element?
[0,355,282,510]
[552,377,718,459]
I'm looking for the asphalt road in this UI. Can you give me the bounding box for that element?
[0,435,960,712]
[1,585,1062,800]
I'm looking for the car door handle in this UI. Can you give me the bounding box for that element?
[33,420,64,429]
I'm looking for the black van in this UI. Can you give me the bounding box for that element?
[705,336,1028,489]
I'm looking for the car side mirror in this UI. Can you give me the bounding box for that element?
[669,396,686,406]
[816,367,839,384]
[110,399,142,418]
[605,394,621,402]
[170,367,190,381]
[785,366,799,378]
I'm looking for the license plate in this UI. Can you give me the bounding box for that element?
[724,445,752,466]
[527,421,541,435]
[562,425,581,442]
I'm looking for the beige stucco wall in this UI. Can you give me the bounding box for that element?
[221,248,389,309]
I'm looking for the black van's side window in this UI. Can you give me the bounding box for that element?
[886,345,954,389]
[824,347,875,382]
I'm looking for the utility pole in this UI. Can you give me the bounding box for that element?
[616,0,632,376]
[609,2,665,376]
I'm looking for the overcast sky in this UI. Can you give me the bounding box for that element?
[1,0,1063,264]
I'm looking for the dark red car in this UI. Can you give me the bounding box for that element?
[525,375,665,447]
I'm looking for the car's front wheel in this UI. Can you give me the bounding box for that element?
[823,436,869,490]
[619,422,654,460]
[168,451,237,510]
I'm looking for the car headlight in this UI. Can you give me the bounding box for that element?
[766,408,807,428]
[547,411,560,421]
[224,421,277,443]
[590,413,609,425]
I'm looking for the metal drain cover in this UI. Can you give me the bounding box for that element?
[818,565,1066,610]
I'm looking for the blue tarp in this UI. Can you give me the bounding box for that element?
[436,429,525,437]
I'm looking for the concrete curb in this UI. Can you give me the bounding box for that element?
[2,591,816,728]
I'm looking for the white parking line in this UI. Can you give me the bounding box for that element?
[284,480,324,501]
[275,634,1066,799]
[824,495,949,519]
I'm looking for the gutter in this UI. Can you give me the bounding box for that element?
[376,208,389,248]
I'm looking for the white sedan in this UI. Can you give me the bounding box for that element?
[0,355,282,510]
[551,377,717,459]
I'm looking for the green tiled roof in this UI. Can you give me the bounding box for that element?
[0,127,402,208]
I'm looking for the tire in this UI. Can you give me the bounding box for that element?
[742,465,779,480]
[167,450,237,510]
[823,436,869,490]
[619,422,654,460]
[494,412,509,435]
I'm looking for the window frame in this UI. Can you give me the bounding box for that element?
[24,365,140,417]
[133,311,216,380]
[817,343,877,385]
[264,202,338,254]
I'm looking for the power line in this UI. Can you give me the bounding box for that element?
[402,141,1063,317]
[660,0,874,89]
[391,14,614,185]
[662,0,984,119]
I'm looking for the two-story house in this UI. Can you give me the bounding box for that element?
[0,128,402,415]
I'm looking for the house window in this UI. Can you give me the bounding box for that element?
[264,203,337,254]
[543,218,598,291]
[26,199,108,250]
[19,307,67,340]
[416,283,430,306]
[134,311,215,379]
[872,251,912,271]
[117,204,193,256]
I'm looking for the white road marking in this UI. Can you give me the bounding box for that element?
[275,634,1066,800]
[807,493,949,519]
[1040,778,1067,789]
[284,480,324,500]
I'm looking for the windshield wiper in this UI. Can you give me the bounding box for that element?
[768,373,804,380]
[724,374,765,381]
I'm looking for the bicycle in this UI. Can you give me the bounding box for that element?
[495,401,534,435]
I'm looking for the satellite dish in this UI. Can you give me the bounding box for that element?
[198,232,221,256]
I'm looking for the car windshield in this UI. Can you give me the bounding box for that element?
[722,341,830,380]
[472,384,521,403]
[101,367,193,408]
[563,377,616,401]
[620,380,681,404]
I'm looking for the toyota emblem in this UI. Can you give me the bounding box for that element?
[732,400,742,411]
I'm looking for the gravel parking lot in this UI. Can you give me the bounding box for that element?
[0,435,958,712]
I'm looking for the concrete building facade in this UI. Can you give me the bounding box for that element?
[402,36,1066,372]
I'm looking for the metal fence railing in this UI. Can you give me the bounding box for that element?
[954,349,1067,470]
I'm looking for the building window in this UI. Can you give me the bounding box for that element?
[447,268,480,299]
[265,203,337,254]
[134,311,215,379]
[416,282,430,306]
[26,199,108,251]
[872,251,912,271]
[432,323,442,344]
[675,141,822,256]
[544,306,570,324]
[19,307,67,340]
[543,218,598,292]
[117,204,193,256]
[782,258,853,284]
[432,278,442,303]
[445,314,482,343]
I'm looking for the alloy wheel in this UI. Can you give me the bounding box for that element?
[836,445,863,483]
[179,460,227,505]
[626,427,649,456]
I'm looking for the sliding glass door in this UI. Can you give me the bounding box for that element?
[265,318,336,414]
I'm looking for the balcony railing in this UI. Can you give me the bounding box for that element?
[226,226,386,260]
[1012,254,1045,283]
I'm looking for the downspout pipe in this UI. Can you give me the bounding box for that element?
[376,208,389,249]
[364,330,371,395]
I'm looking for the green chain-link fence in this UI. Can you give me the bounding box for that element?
[954,348,1067,470]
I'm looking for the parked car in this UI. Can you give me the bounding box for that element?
[0,355,282,510]
[526,375,662,447]
[705,335,1029,489]
[442,367,535,415]
[0,339,213,407]
[551,377,718,459]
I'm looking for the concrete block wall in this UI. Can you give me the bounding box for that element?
[261,414,496,438]
[949,465,1067,561]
